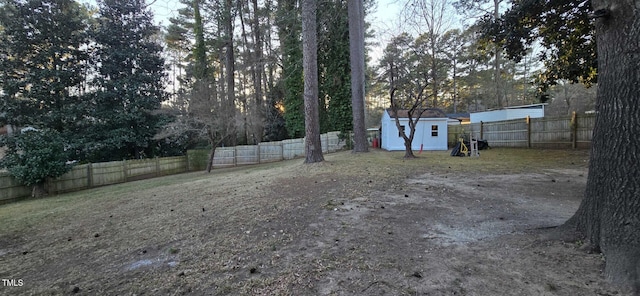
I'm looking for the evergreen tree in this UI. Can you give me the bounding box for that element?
[278,0,365,138]
[277,0,305,138]
[88,0,167,161]
[0,129,70,197]
[481,0,596,93]
[318,0,353,134]
[0,0,90,138]
[0,0,90,195]
[263,80,289,141]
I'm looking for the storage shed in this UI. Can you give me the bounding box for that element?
[470,103,547,123]
[380,108,449,151]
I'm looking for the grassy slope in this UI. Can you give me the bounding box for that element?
[0,148,592,294]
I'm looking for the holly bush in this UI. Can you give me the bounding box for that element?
[0,129,72,186]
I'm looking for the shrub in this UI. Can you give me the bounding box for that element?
[0,129,72,194]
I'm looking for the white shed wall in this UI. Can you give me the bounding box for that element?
[470,106,545,123]
[380,112,448,151]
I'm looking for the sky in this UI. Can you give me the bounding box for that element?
[156,0,403,63]
[82,0,470,65]
[134,0,404,28]
[368,0,404,59]
[83,0,404,59]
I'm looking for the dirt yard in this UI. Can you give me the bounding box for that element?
[0,148,624,295]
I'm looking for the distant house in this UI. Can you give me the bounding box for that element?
[380,108,449,151]
[446,113,471,125]
[470,103,547,123]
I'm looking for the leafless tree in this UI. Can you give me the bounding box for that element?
[380,33,431,158]
[399,0,454,108]
[453,0,507,108]
[547,81,597,116]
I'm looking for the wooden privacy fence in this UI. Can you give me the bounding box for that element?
[0,174,31,202]
[448,112,595,149]
[0,131,346,204]
[0,156,188,204]
[47,156,188,196]
[211,131,344,167]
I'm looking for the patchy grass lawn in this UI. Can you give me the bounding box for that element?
[0,148,621,295]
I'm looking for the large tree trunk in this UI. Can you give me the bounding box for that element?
[348,0,368,153]
[564,0,640,291]
[453,59,458,113]
[251,0,265,143]
[301,0,324,163]
[430,38,438,108]
[224,0,237,147]
[493,0,503,108]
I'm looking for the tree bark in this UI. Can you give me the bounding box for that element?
[394,116,416,158]
[565,0,640,291]
[251,0,265,143]
[389,108,417,159]
[301,0,324,163]
[493,0,503,108]
[348,0,369,153]
[31,183,48,198]
[389,89,417,159]
[206,128,217,173]
[206,146,216,173]
[224,0,237,146]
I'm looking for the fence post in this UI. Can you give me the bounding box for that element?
[323,133,329,153]
[526,116,531,148]
[45,177,52,196]
[280,141,284,160]
[87,163,93,188]
[257,144,261,164]
[185,152,190,171]
[156,157,161,177]
[234,146,238,167]
[123,160,128,182]
[571,111,578,149]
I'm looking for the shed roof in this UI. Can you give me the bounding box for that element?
[446,113,470,119]
[386,108,447,119]
[472,103,548,113]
